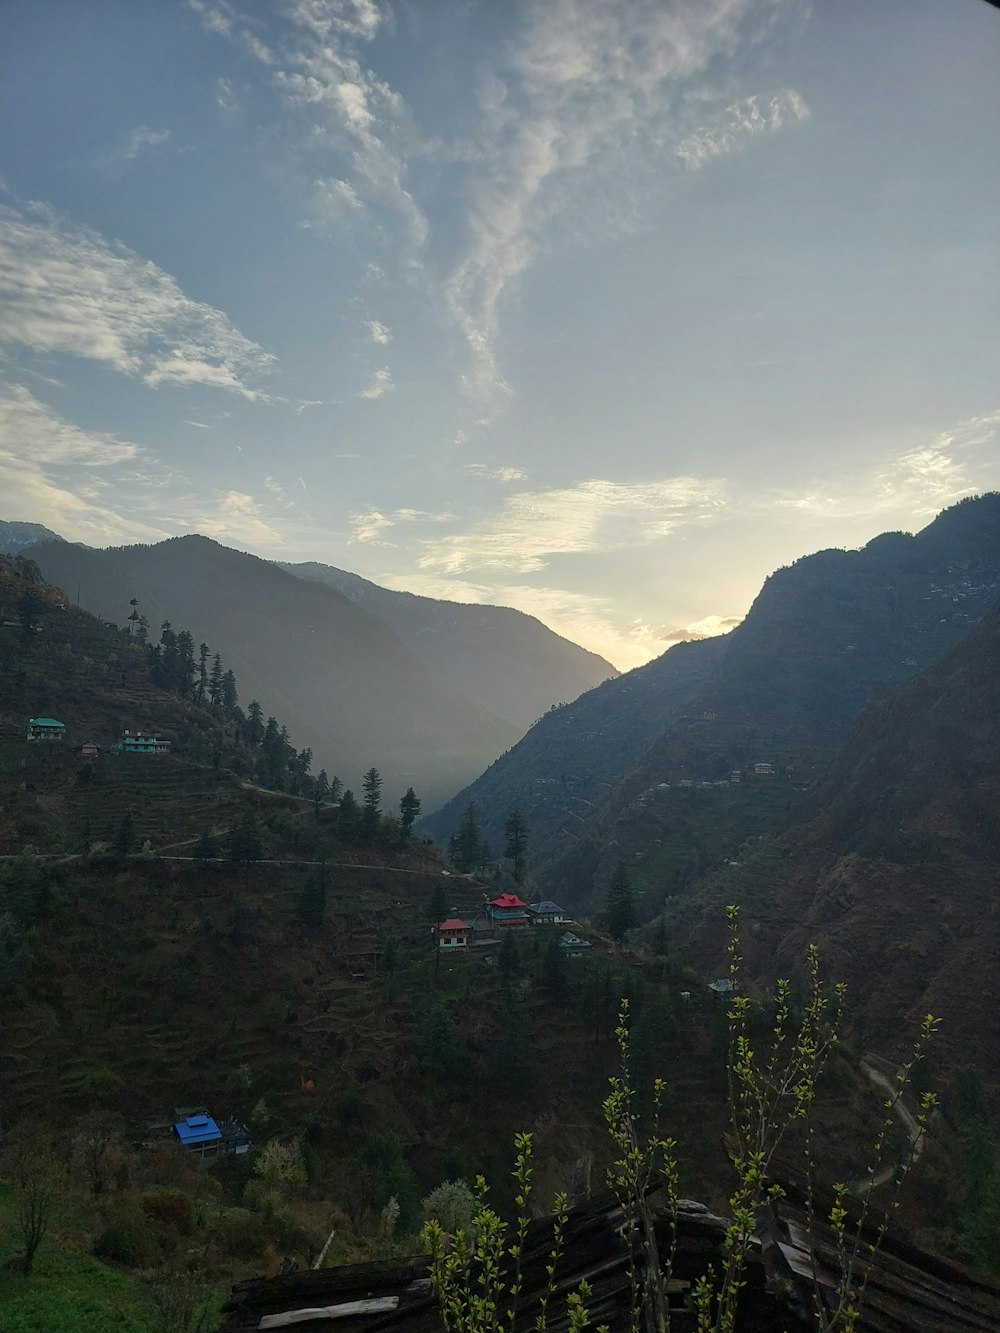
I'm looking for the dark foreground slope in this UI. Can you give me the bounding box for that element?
[29,535,520,809]
[426,495,1000,911]
[283,560,616,731]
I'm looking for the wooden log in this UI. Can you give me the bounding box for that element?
[259,1297,399,1327]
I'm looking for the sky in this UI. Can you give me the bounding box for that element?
[0,0,997,670]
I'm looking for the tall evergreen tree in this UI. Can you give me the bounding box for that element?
[197,643,210,703]
[427,880,449,925]
[228,810,263,880]
[208,653,224,708]
[399,787,421,840]
[361,767,383,841]
[221,668,239,715]
[245,699,265,746]
[175,630,196,697]
[503,808,528,884]
[448,803,482,873]
[605,863,634,945]
[337,788,359,841]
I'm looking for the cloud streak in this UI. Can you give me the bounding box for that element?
[776,410,1000,523]
[357,366,394,399]
[417,474,726,575]
[446,0,790,406]
[0,194,274,399]
[675,89,808,169]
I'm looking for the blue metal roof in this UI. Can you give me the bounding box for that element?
[174,1114,222,1146]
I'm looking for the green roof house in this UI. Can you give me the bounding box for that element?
[27,717,65,743]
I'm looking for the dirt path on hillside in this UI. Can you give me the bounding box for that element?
[851,1061,924,1193]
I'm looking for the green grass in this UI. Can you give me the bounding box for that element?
[0,1186,154,1333]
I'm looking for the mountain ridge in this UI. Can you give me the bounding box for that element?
[280,559,617,731]
[424,494,1000,911]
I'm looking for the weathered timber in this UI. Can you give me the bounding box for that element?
[218,1187,1000,1332]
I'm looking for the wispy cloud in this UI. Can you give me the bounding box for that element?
[192,489,285,547]
[0,382,169,545]
[357,366,394,399]
[0,194,275,400]
[122,125,171,161]
[675,90,808,169]
[184,419,211,430]
[190,0,427,256]
[367,319,391,344]
[776,409,1000,523]
[464,463,528,482]
[418,475,726,575]
[349,505,454,546]
[446,0,785,406]
[656,614,742,643]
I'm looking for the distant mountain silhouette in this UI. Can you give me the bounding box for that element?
[26,534,523,808]
[280,560,616,731]
[424,494,1000,909]
[0,520,63,555]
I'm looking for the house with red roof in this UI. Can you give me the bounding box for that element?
[486,892,530,928]
[435,918,470,949]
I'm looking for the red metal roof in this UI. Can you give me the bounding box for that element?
[437,918,468,931]
[490,893,527,909]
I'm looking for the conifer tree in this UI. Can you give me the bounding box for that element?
[399,787,421,839]
[503,808,528,884]
[605,863,634,945]
[448,802,482,873]
[208,653,224,708]
[361,767,383,841]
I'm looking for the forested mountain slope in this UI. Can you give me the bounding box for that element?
[685,596,1000,1093]
[282,560,616,731]
[27,535,521,809]
[425,495,1000,911]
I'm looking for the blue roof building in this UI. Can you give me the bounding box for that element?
[174,1114,222,1154]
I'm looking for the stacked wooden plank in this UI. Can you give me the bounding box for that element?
[218,1188,1000,1332]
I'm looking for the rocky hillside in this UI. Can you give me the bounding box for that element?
[686,596,1000,1090]
[425,494,1000,912]
[282,560,616,732]
[0,519,62,555]
[26,535,522,810]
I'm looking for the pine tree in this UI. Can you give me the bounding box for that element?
[208,653,224,708]
[427,880,449,925]
[245,700,265,746]
[360,767,383,841]
[399,787,421,840]
[175,630,196,696]
[503,808,528,883]
[448,803,482,873]
[221,669,239,715]
[228,810,263,879]
[197,643,210,703]
[605,863,634,945]
[337,789,359,841]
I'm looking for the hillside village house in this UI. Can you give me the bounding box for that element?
[173,1112,251,1158]
[434,918,470,950]
[121,729,171,755]
[27,716,65,742]
[560,931,591,956]
[753,760,774,776]
[528,900,571,925]
[486,892,530,928]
